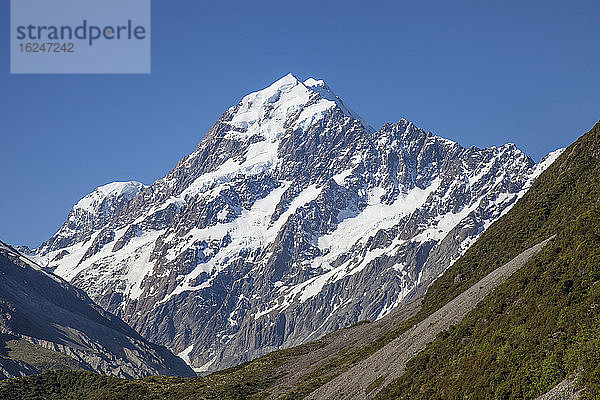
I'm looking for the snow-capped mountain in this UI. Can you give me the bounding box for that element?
[34,73,562,373]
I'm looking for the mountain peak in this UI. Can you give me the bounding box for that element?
[226,74,372,141]
[260,72,301,94]
[74,181,145,214]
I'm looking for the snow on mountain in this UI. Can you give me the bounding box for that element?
[74,181,145,214]
[34,74,561,373]
[302,77,374,132]
[38,181,146,259]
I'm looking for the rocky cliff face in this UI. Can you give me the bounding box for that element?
[34,74,560,372]
[0,241,194,379]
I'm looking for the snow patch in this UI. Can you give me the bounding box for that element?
[177,344,194,366]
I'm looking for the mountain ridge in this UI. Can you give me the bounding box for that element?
[0,240,195,379]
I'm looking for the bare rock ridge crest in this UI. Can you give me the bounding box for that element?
[32,73,563,372]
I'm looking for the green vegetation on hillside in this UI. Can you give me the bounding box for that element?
[0,332,83,374]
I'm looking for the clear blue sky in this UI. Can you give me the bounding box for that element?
[2,0,599,247]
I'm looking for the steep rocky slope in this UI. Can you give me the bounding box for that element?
[34,74,558,372]
[0,241,194,379]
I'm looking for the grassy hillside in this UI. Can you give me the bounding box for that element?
[0,366,274,400]
[0,331,84,378]
[1,121,599,399]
